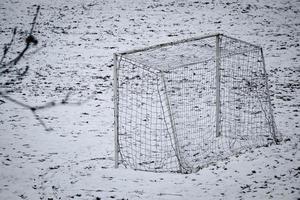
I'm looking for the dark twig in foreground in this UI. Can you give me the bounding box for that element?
[3,5,40,68]
[0,91,95,130]
[0,5,93,131]
[0,27,17,66]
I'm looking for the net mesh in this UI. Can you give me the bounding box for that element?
[115,34,281,173]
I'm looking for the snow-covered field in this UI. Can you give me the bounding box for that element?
[0,0,299,199]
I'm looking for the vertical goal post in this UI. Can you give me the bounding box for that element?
[113,33,282,172]
[259,48,281,144]
[113,53,119,168]
[215,34,221,137]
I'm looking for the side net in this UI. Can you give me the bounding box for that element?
[115,34,281,173]
[117,57,180,172]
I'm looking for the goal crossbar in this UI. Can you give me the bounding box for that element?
[118,33,261,56]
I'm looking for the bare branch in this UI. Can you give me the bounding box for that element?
[0,27,17,66]
[2,5,40,68]
[5,36,32,67]
[32,111,53,131]
[0,91,94,131]
[0,5,93,131]
[18,65,29,77]
[0,5,41,92]
[0,92,31,109]
[29,5,40,35]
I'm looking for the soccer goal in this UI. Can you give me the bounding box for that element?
[113,33,282,173]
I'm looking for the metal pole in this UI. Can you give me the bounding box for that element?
[215,34,221,137]
[260,48,281,144]
[160,72,184,173]
[113,53,119,168]
[221,34,261,49]
[119,33,220,56]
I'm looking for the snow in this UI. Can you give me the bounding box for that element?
[0,0,299,199]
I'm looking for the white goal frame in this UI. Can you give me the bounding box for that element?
[113,33,281,173]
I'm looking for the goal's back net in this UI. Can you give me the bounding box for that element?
[113,34,282,173]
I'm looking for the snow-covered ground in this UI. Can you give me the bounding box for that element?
[0,0,299,199]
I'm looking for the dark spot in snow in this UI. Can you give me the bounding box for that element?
[49,165,60,170]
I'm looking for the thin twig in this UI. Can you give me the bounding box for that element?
[3,5,40,68]
[33,111,53,131]
[0,27,17,66]
[0,91,94,131]
[0,5,93,131]
[0,92,31,109]
[0,65,30,89]
[29,5,40,35]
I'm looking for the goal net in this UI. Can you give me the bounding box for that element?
[113,34,282,173]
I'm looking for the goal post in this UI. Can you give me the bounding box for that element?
[259,48,281,144]
[113,33,282,172]
[215,34,221,137]
[160,72,183,172]
[113,53,119,168]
